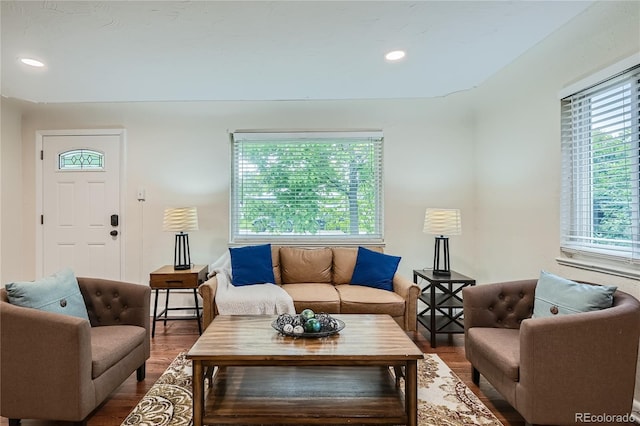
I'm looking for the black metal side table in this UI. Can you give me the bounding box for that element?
[413,269,475,348]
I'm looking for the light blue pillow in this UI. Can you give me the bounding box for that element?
[6,268,89,321]
[532,271,617,318]
[351,246,401,292]
[229,244,275,286]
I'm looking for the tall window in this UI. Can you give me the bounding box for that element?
[231,131,383,243]
[560,65,640,263]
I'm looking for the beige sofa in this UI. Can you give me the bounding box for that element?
[463,279,640,426]
[1,277,150,425]
[199,246,419,331]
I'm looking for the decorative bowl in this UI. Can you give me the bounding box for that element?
[272,312,345,338]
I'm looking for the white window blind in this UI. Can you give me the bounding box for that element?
[231,131,384,243]
[560,64,640,263]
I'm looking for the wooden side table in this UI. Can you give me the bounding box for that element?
[149,264,208,337]
[413,269,475,348]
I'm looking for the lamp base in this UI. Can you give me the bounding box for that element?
[173,233,191,271]
[432,236,451,276]
[173,264,191,271]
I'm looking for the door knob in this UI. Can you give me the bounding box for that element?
[110,230,118,237]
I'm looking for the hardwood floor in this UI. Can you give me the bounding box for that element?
[1,320,525,426]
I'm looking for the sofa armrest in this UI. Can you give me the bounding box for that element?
[517,292,640,424]
[198,275,219,331]
[392,273,420,331]
[463,279,536,330]
[0,301,95,420]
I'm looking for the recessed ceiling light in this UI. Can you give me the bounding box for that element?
[385,50,406,62]
[20,57,45,67]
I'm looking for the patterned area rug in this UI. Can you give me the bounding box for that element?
[121,352,503,426]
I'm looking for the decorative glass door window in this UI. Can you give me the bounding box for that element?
[58,149,104,170]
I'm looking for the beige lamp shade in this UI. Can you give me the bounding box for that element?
[163,207,199,232]
[423,208,461,236]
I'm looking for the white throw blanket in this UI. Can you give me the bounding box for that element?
[208,251,296,315]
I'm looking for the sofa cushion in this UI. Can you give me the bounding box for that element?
[351,246,400,291]
[90,325,147,378]
[332,247,384,285]
[280,283,340,313]
[467,327,520,383]
[271,245,282,284]
[280,247,332,284]
[336,285,405,317]
[229,244,276,286]
[332,247,358,284]
[532,271,617,318]
[6,268,90,321]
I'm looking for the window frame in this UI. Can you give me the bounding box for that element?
[229,130,384,245]
[559,62,640,271]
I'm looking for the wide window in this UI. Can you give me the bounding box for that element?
[231,131,383,243]
[560,65,640,264]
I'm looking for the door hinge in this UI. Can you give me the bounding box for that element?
[41,215,44,225]
[40,150,43,160]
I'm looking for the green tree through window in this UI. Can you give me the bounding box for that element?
[591,130,634,244]
[231,131,383,242]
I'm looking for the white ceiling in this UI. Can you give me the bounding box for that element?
[1,1,595,104]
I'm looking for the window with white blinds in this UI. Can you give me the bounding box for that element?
[231,131,384,243]
[560,64,640,264]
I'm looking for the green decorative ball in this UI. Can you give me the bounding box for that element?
[301,309,315,320]
[304,318,321,333]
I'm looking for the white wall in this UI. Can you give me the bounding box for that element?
[0,98,25,284]
[473,0,640,290]
[472,0,640,405]
[16,97,475,286]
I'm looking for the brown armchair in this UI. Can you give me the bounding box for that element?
[463,279,640,426]
[1,277,150,425]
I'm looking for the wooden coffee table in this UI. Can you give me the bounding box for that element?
[186,314,423,425]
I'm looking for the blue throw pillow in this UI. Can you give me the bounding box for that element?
[229,244,275,286]
[351,247,401,291]
[6,268,89,321]
[532,271,617,318]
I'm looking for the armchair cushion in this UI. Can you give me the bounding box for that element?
[351,246,400,291]
[230,244,276,286]
[532,271,616,318]
[466,327,520,382]
[90,325,147,378]
[5,268,89,321]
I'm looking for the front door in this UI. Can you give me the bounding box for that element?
[40,131,123,279]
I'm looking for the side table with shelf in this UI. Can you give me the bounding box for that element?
[149,264,208,337]
[413,269,475,348]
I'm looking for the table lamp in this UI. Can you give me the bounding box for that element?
[163,207,199,270]
[423,208,461,276]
